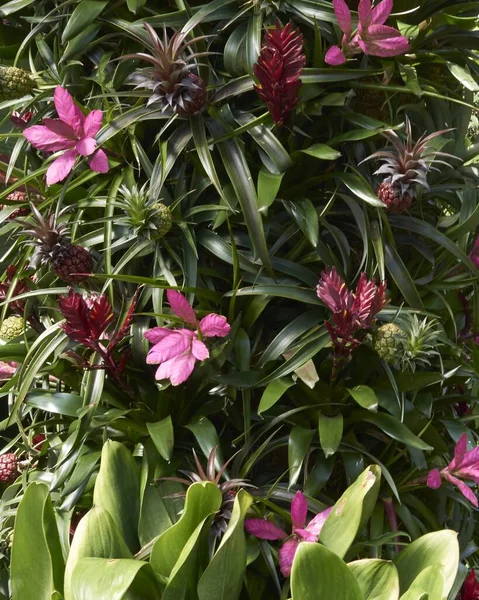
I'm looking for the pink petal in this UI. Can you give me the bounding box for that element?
[191,339,209,361]
[444,473,478,507]
[76,137,97,157]
[291,491,307,531]
[46,150,77,185]
[41,118,77,140]
[361,26,409,57]
[54,86,84,136]
[144,327,172,344]
[0,361,17,379]
[358,0,373,28]
[426,469,442,490]
[245,519,287,541]
[24,125,73,152]
[167,290,197,325]
[168,352,197,386]
[325,45,347,66]
[371,0,393,25]
[333,0,352,35]
[199,314,231,338]
[304,506,333,538]
[451,434,468,470]
[146,330,192,364]
[279,539,299,577]
[83,110,103,137]
[155,357,175,381]
[88,149,109,174]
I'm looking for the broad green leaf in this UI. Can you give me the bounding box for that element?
[197,490,253,600]
[291,542,363,600]
[26,390,83,417]
[61,24,100,62]
[258,169,283,210]
[138,480,181,547]
[352,412,433,451]
[318,413,343,458]
[185,415,224,469]
[400,566,444,600]
[11,483,64,600]
[347,386,378,412]
[301,143,341,160]
[147,417,174,462]
[384,244,424,310]
[0,0,36,16]
[393,531,459,598]
[348,559,400,600]
[62,1,108,41]
[258,378,294,414]
[64,507,132,600]
[320,466,380,558]
[446,62,479,92]
[93,441,140,552]
[72,558,160,600]
[285,198,319,247]
[288,425,315,486]
[335,172,385,207]
[150,482,222,579]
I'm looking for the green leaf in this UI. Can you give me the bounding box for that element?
[348,559,400,600]
[318,413,343,458]
[291,542,363,600]
[258,169,283,211]
[400,566,444,600]
[320,466,380,558]
[61,24,100,62]
[126,0,146,13]
[336,172,386,207]
[197,490,253,600]
[72,558,161,600]
[288,425,315,486]
[62,0,108,41]
[393,531,459,598]
[147,417,174,462]
[185,415,224,468]
[446,62,479,92]
[93,441,140,552]
[11,483,64,600]
[301,143,341,161]
[352,412,433,451]
[150,482,222,579]
[25,390,83,417]
[0,0,36,16]
[384,244,424,310]
[285,199,319,247]
[347,386,378,412]
[258,378,295,415]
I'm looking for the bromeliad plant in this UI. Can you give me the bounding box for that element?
[0,0,478,598]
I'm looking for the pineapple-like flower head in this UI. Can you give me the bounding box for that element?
[116,183,172,239]
[124,24,208,116]
[161,447,251,538]
[325,0,409,66]
[23,86,108,185]
[362,117,458,198]
[427,433,479,507]
[253,20,306,126]
[144,289,230,386]
[245,491,332,577]
[316,266,387,343]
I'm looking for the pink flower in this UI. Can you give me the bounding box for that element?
[23,86,108,185]
[0,361,17,380]
[469,237,479,269]
[144,290,230,386]
[245,491,332,577]
[325,0,409,66]
[427,434,479,507]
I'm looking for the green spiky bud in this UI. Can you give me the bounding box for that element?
[0,66,35,101]
[373,323,405,364]
[0,316,24,341]
[151,202,172,238]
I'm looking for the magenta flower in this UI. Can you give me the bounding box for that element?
[144,290,230,386]
[427,434,479,507]
[469,236,479,269]
[325,0,409,66]
[245,491,332,577]
[0,361,17,380]
[23,86,108,185]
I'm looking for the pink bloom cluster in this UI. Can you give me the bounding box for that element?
[245,491,332,577]
[24,87,108,185]
[144,290,230,386]
[325,0,409,66]
[427,434,479,507]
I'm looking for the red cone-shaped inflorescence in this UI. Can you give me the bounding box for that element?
[0,453,18,483]
[253,20,306,126]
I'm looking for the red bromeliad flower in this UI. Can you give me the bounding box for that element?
[316,267,387,377]
[457,570,479,600]
[253,20,306,126]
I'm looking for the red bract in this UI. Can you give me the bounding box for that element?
[59,289,114,348]
[316,267,387,378]
[457,570,479,600]
[253,20,306,126]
